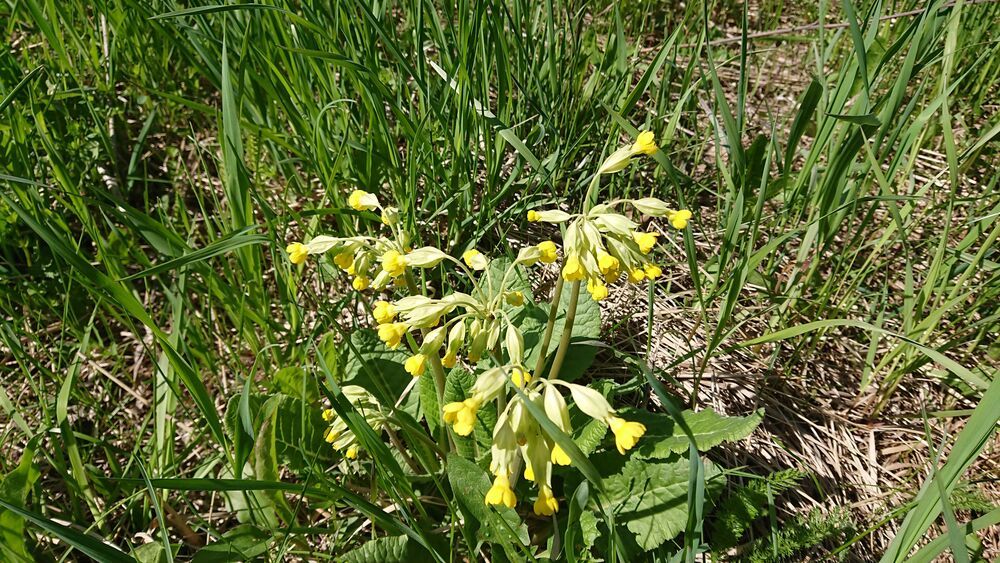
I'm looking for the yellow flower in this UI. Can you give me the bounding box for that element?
[630,130,658,155]
[346,263,356,276]
[510,367,532,388]
[527,210,541,222]
[352,276,370,290]
[348,189,379,211]
[462,249,489,270]
[334,250,354,270]
[381,249,408,277]
[562,255,586,282]
[551,444,571,466]
[372,301,397,324]
[322,409,335,422]
[537,241,559,263]
[404,354,427,377]
[608,416,646,454]
[485,475,517,508]
[523,464,535,482]
[324,428,340,443]
[587,278,609,301]
[345,445,359,459]
[442,398,481,436]
[628,268,646,283]
[286,242,309,265]
[441,350,458,368]
[632,231,659,254]
[377,322,409,349]
[668,209,692,229]
[597,251,619,276]
[505,291,524,307]
[534,486,559,516]
[644,264,662,279]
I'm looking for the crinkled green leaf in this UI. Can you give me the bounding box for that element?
[418,372,440,434]
[342,329,411,406]
[627,408,763,459]
[446,454,529,552]
[573,416,608,456]
[269,366,319,403]
[605,457,723,550]
[339,535,429,563]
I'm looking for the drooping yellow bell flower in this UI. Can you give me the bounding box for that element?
[562,255,586,281]
[632,231,659,254]
[485,474,517,508]
[372,301,397,324]
[348,189,379,211]
[380,250,408,277]
[608,416,647,454]
[442,398,482,436]
[404,354,427,377]
[537,241,559,263]
[668,209,692,229]
[533,485,559,516]
[377,322,409,349]
[630,130,658,155]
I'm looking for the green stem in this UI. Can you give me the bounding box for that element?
[532,276,565,377]
[404,270,453,451]
[545,280,581,381]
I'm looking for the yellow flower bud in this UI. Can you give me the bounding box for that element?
[348,189,379,211]
[628,268,646,283]
[505,291,525,307]
[643,264,662,279]
[345,444,359,459]
[352,276,370,290]
[668,209,692,229]
[404,354,427,377]
[441,350,458,369]
[286,242,309,265]
[527,210,541,222]
[632,231,659,254]
[537,241,559,264]
[528,209,572,223]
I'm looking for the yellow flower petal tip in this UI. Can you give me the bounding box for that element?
[352,276,370,291]
[372,301,398,324]
[404,353,427,377]
[587,278,609,301]
[668,209,692,229]
[462,249,489,270]
[380,249,408,277]
[537,241,559,264]
[632,231,659,254]
[377,322,409,349]
[286,242,309,265]
[442,398,480,436]
[533,486,559,516]
[608,416,646,454]
[526,210,541,222]
[345,445,359,459]
[510,367,532,388]
[551,444,572,466]
[485,475,517,509]
[562,255,586,282]
[643,264,662,279]
[631,130,658,155]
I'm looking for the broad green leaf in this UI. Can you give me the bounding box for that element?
[572,416,608,456]
[192,524,270,562]
[626,408,764,459]
[0,448,40,562]
[446,454,529,551]
[133,543,170,563]
[269,366,319,403]
[418,371,440,434]
[339,535,429,563]
[522,285,601,381]
[253,396,296,526]
[342,329,411,406]
[605,457,722,550]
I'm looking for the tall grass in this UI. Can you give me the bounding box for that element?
[1,0,997,560]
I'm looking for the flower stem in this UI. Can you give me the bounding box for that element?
[404,270,454,451]
[532,276,564,377]
[544,280,581,381]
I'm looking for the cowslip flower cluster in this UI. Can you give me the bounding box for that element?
[321,385,387,461]
[286,129,692,518]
